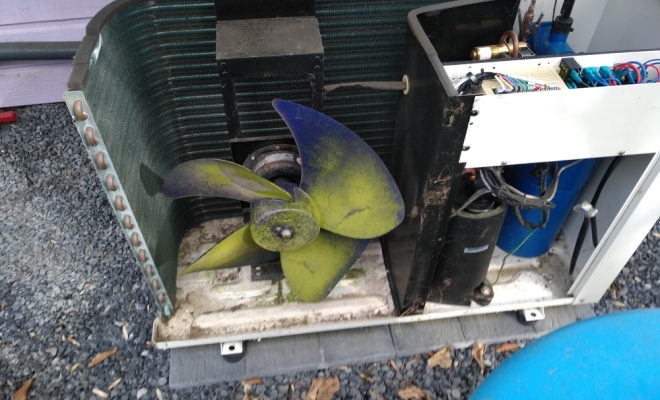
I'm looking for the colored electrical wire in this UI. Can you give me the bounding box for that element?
[613,62,642,83]
[627,61,646,83]
[493,229,537,284]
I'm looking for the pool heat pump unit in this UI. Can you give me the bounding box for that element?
[64,0,660,348]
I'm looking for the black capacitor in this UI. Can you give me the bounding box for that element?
[428,173,507,306]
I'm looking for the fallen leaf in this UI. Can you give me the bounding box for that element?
[122,324,128,341]
[70,363,81,373]
[612,300,627,308]
[304,376,340,400]
[388,359,401,373]
[92,388,109,398]
[87,347,117,368]
[290,382,295,392]
[108,378,121,390]
[411,354,423,363]
[652,232,660,239]
[242,377,263,400]
[13,377,34,400]
[609,282,622,297]
[359,372,374,383]
[427,344,452,369]
[472,342,487,374]
[316,376,340,400]
[128,300,135,311]
[495,343,520,354]
[136,388,148,399]
[146,341,154,347]
[156,388,164,400]
[1,301,6,311]
[7,380,14,389]
[305,378,325,400]
[67,336,81,347]
[334,366,351,372]
[398,385,429,400]
[369,390,386,400]
[242,377,263,386]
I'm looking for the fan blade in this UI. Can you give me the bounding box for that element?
[272,99,404,239]
[163,158,292,202]
[179,225,278,276]
[280,230,369,302]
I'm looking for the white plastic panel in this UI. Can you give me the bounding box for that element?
[570,151,660,303]
[442,50,660,168]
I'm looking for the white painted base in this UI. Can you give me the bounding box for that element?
[153,218,576,349]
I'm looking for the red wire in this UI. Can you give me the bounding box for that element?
[613,63,642,83]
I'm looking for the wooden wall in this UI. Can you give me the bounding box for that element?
[0,0,113,108]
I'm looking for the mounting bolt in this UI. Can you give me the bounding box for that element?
[573,201,598,218]
[480,285,492,296]
[280,228,292,239]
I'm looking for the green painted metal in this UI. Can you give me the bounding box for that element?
[78,0,450,308]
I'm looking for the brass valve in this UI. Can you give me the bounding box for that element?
[471,30,530,60]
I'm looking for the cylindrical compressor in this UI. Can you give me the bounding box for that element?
[428,173,507,306]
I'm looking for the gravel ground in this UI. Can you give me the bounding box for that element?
[1,103,658,400]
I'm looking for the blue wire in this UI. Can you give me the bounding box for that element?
[627,61,646,83]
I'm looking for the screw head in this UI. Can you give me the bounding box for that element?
[480,285,492,295]
[280,228,292,239]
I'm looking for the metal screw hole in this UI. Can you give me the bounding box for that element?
[73,99,88,121]
[96,152,107,170]
[115,196,126,211]
[131,232,141,247]
[85,127,97,146]
[106,174,117,191]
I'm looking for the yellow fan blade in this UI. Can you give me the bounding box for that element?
[179,225,277,276]
[273,99,404,239]
[280,230,369,302]
[164,158,292,202]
